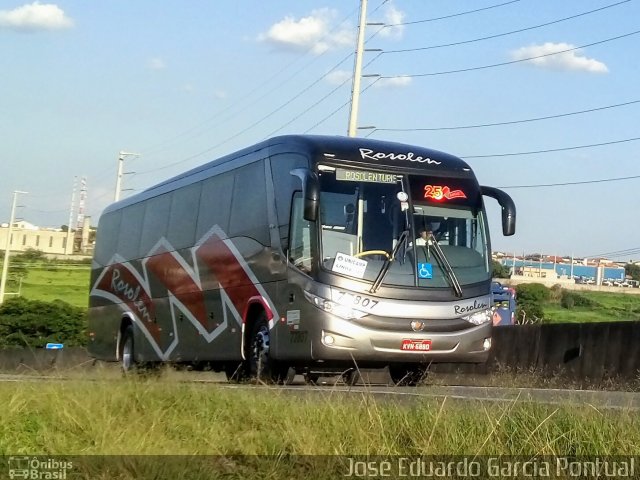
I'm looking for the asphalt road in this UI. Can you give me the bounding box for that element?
[2,372,639,410]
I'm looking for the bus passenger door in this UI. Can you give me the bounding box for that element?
[275,192,318,361]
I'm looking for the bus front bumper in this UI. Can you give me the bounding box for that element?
[310,317,492,364]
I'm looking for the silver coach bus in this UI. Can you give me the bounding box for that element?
[87,135,515,385]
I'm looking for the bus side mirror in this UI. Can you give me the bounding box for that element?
[290,168,320,222]
[481,186,516,236]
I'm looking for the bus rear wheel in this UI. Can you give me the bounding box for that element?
[120,325,135,374]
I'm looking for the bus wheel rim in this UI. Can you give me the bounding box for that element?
[122,337,133,370]
[253,326,270,374]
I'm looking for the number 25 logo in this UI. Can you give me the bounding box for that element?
[424,185,467,201]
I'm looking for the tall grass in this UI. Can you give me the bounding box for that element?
[2,377,639,478]
[1,378,638,457]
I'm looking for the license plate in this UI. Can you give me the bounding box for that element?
[401,339,432,351]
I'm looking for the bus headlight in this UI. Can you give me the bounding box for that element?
[304,292,369,320]
[462,308,493,325]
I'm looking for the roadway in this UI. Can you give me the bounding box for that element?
[2,372,639,410]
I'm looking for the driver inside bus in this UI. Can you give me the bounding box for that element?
[415,225,434,246]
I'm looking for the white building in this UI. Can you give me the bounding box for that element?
[0,217,92,255]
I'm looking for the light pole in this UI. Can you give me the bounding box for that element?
[347,0,368,137]
[114,151,140,202]
[0,190,28,304]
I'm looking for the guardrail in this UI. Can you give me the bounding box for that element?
[0,347,93,371]
[431,321,640,384]
[2,322,639,386]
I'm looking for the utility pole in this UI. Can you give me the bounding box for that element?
[0,190,27,305]
[114,151,140,202]
[347,0,368,137]
[66,176,77,255]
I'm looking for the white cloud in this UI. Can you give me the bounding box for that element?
[212,89,227,100]
[374,76,412,88]
[258,8,353,55]
[325,69,351,85]
[0,2,73,31]
[510,42,608,73]
[147,58,166,70]
[377,3,405,40]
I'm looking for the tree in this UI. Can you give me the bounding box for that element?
[515,283,549,323]
[15,248,46,262]
[492,260,510,278]
[0,297,86,348]
[625,263,640,281]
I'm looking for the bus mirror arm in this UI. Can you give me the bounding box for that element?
[290,168,320,222]
[481,186,516,236]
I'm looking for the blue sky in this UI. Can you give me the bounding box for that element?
[1,0,638,260]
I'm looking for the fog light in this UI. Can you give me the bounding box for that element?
[324,335,335,346]
[483,338,492,351]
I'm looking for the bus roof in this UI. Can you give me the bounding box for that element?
[105,134,473,215]
[270,134,472,171]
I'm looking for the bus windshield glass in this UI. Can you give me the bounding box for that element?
[318,165,490,289]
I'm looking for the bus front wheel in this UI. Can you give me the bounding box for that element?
[246,314,295,384]
[389,364,427,387]
[247,316,276,382]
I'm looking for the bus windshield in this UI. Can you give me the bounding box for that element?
[318,165,490,289]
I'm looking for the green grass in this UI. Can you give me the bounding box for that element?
[0,377,638,477]
[0,378,637,456]
[543,290,640,323]
[12,266,90,308]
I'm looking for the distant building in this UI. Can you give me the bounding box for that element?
[0,217,92,255]
[517,266,554,279]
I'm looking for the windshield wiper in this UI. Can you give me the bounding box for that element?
[369,229,410,294]
[426,233,463,298]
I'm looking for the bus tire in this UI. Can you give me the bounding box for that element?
[272,365,296,385]
[120,325,135,374]
[304,373,320,385]
[342,369,361,386]
[224,362,246,382]
[389,364,426,387]
[247,315,274,382]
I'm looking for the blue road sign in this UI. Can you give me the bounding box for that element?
[45,343,64,350]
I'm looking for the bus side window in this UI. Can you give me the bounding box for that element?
[270,153,309,250]
[94,210,121,266]
[288,192,315,274]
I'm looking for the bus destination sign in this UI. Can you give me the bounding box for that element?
[336,168,396,184]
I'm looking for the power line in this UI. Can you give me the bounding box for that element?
[463,136,640,159]
[381,30,640,79]
[134,54,356,175]
[497,173,640,189]
[386,0,522,27]
[369,99,640,133]
[264,78,352,138]
[303,76,382,133]
[584,247,640,260]
[136,44,384,176]
[268,52,384,137]
[383,1,630,54]
[138,6,363,157]
[136,0,394,175]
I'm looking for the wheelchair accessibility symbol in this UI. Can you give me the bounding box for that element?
[417,263,433,279]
